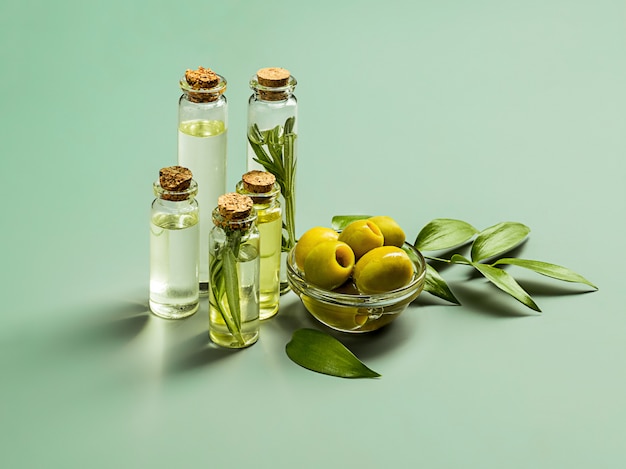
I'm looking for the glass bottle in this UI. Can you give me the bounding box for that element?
[178,66,228,296]
[236,171,281,320]
[246,67,297,294]
[150,166,199,319]
[208,193,260,348]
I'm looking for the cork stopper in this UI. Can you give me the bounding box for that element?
[182,66,225,103]
[156,166,195,201]
[185,66,219,89]
[257,67,290,87]
[255,67,292,101]
[216,193,255,229]
[241,170,276,194]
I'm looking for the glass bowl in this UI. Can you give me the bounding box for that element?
[286,242,427,333]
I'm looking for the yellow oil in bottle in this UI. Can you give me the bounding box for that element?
[256,206,282,319]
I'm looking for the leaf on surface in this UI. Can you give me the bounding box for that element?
[285,329,381,379]
[472,263,541,312]
[493,258,598,289]
[423,264,461,304]
[414,219,478,252]
[471,222,530,262]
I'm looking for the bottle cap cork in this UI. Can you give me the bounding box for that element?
[241,170,276,194]
[158,166,194,201]
[217,193,254,221]
[256,67,291,87]
[182,66,226,103]
[185,66,219,89]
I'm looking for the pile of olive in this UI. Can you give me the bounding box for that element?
[294,216,415,294]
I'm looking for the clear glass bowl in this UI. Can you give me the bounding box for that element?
[286,242,427,333]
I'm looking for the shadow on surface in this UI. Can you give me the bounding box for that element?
[274,295,419,361]
[165,331,239,375]
[446,282,539,318]
[59,300,151,351]
[516,278,597,297]
[415,293,461,308]
[272,296,320,334]
[329,318,416,361]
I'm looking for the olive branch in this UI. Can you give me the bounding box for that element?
[333,217,597,312]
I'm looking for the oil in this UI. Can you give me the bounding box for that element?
[257,206,282,319]
[178,119,227,295]
[149,211,199,319]
[236,173,282,320]
[209,244,260,347]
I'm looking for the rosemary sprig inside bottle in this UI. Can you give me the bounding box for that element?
[247,116,297,255]
[208,193,261,349]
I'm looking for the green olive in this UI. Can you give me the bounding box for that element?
[294,226,339,270]
[303,240,355,290]
[337,219,384,259]
[353,246,415,294]
[368,216,406,247]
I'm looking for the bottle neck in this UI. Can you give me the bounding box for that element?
[153,180,198,203]
[250,74,297,102]
[180,74,227,104]
[235,181,280,208]
[212,207,257,232]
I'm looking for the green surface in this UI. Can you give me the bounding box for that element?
[1,0,625,467]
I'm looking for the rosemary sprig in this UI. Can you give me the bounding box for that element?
[247,117,297,252]
[209,228,246,346]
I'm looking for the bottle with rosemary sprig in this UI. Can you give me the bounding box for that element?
[247,67,297,294]
[208,193,260,348]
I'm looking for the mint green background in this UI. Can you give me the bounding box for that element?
[1,0,625,467]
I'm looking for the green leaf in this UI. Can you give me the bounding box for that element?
[267,125,284,163]
[331,215,371,231]
[223,247,243,331]
[414,218,478,251]
[284,116,295,134]
[471,262,541,312]
[285,329,381,379]
[471,222,530,262]
[423,264,461,304]
[493,258,598,289]
[247,124,265,145]
[450,254,472,265]
[250,147,275,170]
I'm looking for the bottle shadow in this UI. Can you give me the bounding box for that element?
[51,299,152,355]
[164,331,240,376]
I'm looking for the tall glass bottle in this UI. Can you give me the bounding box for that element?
[208,193,260,348]
[246,67,297,294]
[178,66,228,296]
[150,166,199,319]
[236,171,281,320]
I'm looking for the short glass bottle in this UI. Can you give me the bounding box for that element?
[236,171,281,320]
[246,67,297,294]
[208,193,260,348]
[149,166,199,319]
[178,66,228,296]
